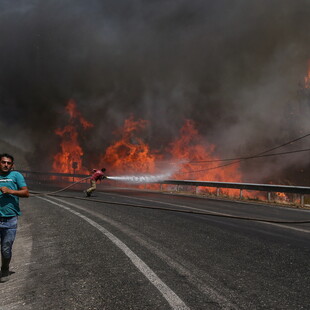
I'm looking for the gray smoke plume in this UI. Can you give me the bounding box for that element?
[1,0,310,184]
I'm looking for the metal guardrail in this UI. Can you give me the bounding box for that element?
[159,179,310,194]
[158,180,310,207]
[19,170,310,207]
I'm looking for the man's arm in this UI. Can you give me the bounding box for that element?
[0,186,29,198]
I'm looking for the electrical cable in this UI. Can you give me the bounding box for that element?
[185,148,310,174]
[191,132,310,164]
[190,148,310,163]
[182,132,310,174]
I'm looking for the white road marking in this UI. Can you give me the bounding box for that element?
[261,222,310,233]
[49,196,239,309]
[39,196,189,310]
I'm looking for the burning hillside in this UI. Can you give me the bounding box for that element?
[52,100,242,191]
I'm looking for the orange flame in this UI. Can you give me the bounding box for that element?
[65,99,93,129]
[275,192,289,202]
[50,104,264,199]
[51,103,255,198]
[168,119,242,196]
[52,99,93,174]
[100,115,160,174]
[99,117,244,195]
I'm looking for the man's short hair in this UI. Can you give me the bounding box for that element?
[0,153,14,163]
[101,168,106,172]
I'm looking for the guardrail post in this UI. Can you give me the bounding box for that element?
[267,192,271,202]
[160,184,163,191]
[216,188,220,197]
[240,189,243,199]
[177,185,179,192]
[195,186,198,195]
[300,194,304,208]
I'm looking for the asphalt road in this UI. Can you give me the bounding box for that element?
[1,186,310,310]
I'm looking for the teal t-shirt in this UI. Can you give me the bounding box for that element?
[0,171,27,217]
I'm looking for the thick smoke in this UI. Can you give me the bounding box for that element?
[0,0,310,184]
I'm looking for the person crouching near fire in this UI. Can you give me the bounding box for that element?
[85,168,106,197]
[0,153,29,282]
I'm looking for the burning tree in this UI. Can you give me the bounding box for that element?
[52,99,93,174]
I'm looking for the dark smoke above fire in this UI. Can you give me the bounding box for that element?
[0,0,310,185]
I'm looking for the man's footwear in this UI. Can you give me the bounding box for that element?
[84,190,91,197]
[0,269,10,282]
[1,256,11,282]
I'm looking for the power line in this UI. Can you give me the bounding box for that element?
[181,133,310,174]
[190,132,310,164]
[190,148,310,163]
[183,148,310,174]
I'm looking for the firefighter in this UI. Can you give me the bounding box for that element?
[85,168,106,197]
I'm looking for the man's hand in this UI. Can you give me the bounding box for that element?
[0,187,13,194]
[0,186,29,198]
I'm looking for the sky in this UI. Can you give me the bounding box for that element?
[0,0,310,184]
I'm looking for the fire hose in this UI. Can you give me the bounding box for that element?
[30,183,310,224]
[29,176,92,196]
[29,175,117,196]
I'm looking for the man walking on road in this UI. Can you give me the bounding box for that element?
[85,168,106,197]
[0,153,29,282]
